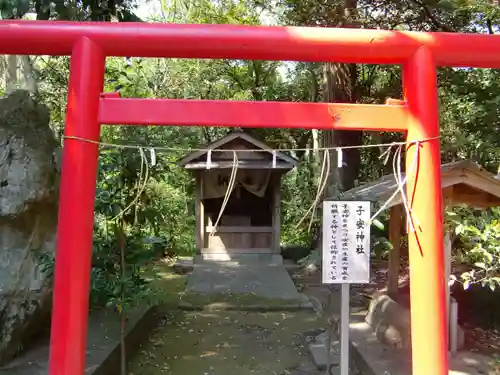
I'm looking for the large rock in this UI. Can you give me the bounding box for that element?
[365,292,465,351]
[365,292,411,349]
[0,91,60,365]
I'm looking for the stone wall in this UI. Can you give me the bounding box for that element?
[0,90,60,365]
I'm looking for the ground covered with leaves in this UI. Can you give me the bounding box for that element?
[127,263,327,375]
[128,309,326,375]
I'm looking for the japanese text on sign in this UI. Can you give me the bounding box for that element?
[322,201,371,284]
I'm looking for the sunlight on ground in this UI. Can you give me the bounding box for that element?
[129,263,325,375]
[141,262,188,305]
[143,262,308,310]
[128,310,324,375]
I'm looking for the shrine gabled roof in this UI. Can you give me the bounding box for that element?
[336,159,500,209]
[178,131,298,170]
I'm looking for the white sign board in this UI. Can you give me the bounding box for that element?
[322,200,371,284]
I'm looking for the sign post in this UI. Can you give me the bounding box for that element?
[322,201,371,375]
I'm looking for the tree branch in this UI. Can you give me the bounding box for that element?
[406,0,454,32]
[487,18,495,34]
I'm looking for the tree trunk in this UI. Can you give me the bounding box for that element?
[320,1,361,346]
[120,311,126,375]
[309,63,321,165]
[20,56,38,95]
[320,0,362,196]
[6,55,17,94]
[4,55,38,95]
[118,221,127,375]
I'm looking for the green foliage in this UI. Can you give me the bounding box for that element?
[0,0,140,21]
[0,0,29,19]
[281,161,318,247]
[90,137,195,306]
[89,227,155,309]
[447,207,500,291]
[439,68,500,172]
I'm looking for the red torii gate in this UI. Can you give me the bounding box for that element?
[2,20,499,375]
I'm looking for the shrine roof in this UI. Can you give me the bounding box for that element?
[338,159,500,209]
[178,131,298,170]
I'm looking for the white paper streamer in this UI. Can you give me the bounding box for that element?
[150,148,156,166]
[206,149,212,169]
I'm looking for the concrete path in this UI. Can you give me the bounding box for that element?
[186,262,305,301]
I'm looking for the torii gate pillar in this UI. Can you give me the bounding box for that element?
[404,47,448,375]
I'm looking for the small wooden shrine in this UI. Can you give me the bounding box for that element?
[179,131,297,261]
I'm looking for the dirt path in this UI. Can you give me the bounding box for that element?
[128,309,326,375]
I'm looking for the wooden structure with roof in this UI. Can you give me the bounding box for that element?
[179,131,297,261]
[341,159,500,351]
[342,159,500,296]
